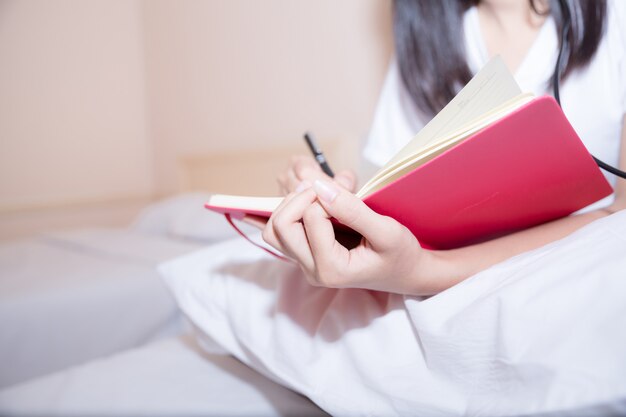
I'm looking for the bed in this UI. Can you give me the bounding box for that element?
[0,191,243,388]
[3,209,625,416]
[1,146,625,416]
[0,148,339,416]
[0,142,321,388]
[0,191,330,416]
[0,334,327,416]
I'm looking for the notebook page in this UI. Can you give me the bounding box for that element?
[356,93,534,198]
[208,195,283,212]
[362,56,521,192]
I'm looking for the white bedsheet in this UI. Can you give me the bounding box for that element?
[0,228,202,388]
[161,210,626,416]
[0,335,328,417]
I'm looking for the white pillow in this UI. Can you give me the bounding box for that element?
[159,210,626,416]
[132,193,258,244]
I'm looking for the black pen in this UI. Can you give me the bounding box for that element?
[304,132,334,178]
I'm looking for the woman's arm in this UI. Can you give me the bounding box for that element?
[263,118,626,296]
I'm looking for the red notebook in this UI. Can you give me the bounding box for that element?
[360,95,611,248]
[205,58,613,250]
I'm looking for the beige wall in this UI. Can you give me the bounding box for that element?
[0,0,392,238]
[143,0,392,195]
[0,0,153,211]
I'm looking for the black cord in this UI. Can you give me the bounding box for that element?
[554,0,626,179]
[552,0,570,106]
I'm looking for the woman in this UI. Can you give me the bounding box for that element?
[163,1,626,415]
[264,0,626,296]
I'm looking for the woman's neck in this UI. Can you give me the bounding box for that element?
[476,0,549,74]
[478,0,547,29]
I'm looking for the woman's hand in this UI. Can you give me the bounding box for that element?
[262,179,452,296]
[243,155,356,231]
[277,155,357,195]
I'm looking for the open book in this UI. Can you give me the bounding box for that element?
[206,57,612,249]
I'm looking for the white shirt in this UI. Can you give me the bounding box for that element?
[363,0,626,197]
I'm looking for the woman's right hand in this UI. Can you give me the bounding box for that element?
[262,179,451,296]
[277,155,357,195]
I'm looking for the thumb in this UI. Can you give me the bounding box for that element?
[312,179,393,250]
[334,169,356,192]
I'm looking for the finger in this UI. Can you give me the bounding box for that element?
[293,157,357,193]
[279,155,318,194]
[293,156,322,180]
[271,188,316,241]
[262,190,301,251]
[297,167,331,186]
[262,188,312,255]
[294,160,340,185]
[278,178,291,196]
[312,179,398,251]
[302,202,350,277]
[270,189,317,270]
[334,170,357,192]
[273,182,311,214]
[285,169,302,193]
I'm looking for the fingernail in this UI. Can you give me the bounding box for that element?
[313,179,338,203]
[295,180,312,193]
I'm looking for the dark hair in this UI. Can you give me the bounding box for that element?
[393,0,607,118]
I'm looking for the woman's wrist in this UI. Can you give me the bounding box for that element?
[408,248,472,296]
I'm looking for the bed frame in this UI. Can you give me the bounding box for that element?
[0,137,359,240]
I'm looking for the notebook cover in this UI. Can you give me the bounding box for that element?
[363,95,613,249]
[204,205,272,220]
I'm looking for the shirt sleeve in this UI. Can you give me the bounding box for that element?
[362,58,425,168]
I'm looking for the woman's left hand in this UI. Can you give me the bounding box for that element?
[262,180,448,296]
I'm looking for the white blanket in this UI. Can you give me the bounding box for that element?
[160,210,626,416]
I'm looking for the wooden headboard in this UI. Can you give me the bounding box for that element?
[176,137,359,197]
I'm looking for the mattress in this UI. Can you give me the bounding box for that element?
[0,228,202,388]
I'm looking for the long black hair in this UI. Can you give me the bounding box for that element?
[393,0,607,118]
